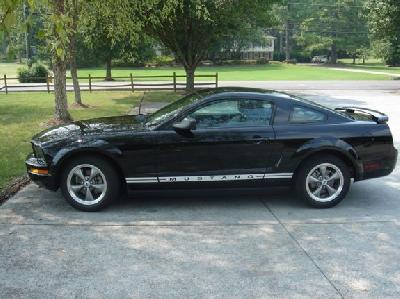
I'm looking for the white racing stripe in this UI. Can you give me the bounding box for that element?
[125,173,293,184]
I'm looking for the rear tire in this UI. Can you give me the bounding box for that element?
[60,156,121,211]
[295,155,351,208]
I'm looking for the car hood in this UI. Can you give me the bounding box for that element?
[32,115,147,144]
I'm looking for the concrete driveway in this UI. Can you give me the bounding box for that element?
[1,87,400,298]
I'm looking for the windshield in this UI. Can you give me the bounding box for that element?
[145,89,217,128]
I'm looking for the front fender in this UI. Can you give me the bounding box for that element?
[49,139,123,175]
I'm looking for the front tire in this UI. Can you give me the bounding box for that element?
[295,155,351,208]
[60,156,121,211]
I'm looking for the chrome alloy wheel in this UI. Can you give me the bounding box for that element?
[305,163,344,203]
[66,164,107,206]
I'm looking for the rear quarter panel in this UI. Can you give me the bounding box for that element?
[273,121,395,180]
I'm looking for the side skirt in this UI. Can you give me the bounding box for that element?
[125,173,293,184]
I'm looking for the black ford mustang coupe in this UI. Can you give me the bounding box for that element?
[26,88,397,211]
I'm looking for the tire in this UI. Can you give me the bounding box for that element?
[60,155,121,211]
[295,154,351,208]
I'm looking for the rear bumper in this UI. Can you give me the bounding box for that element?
[26,154,58,191]
[362,146,398,180]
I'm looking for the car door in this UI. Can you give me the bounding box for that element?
[154,97,278,185]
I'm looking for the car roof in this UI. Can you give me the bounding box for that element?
[196,87,292,100]
[195,87,351,121]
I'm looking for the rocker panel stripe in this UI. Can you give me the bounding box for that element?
[125,173,293,183]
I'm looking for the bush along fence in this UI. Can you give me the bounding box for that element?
[0,72,218,94]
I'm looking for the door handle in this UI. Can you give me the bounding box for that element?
[251,135,268,144]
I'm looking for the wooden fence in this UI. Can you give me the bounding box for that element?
[0,72,219,94]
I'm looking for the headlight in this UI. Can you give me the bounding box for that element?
[32,143,45,159]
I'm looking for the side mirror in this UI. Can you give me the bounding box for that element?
[173,117,196,132]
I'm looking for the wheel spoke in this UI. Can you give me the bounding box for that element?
[308,176,320,183]
[313,185,323,197]
[89,167,100,179]
[92,184,105,192]
[325,184,337,196]
[319,165,327,177]
[327,172,340,181]
[74,168,85,180]
[85,187,94,201]
[70,184,84,192]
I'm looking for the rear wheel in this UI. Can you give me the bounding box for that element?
[60,156,121,211]
[295,155,351,208]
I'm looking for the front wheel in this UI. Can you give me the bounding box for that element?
[295,155,351,208]
[60,156,121,211]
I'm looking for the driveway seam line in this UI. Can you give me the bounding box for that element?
[259,199,344,299]
[0,222,280,227]
[0,219,397,227]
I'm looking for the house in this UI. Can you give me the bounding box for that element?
[239,35,276,60]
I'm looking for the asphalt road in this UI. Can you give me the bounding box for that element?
[1,87,400,298]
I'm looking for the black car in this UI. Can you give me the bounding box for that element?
[26,88,397,211]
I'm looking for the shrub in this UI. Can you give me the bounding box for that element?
[147,55,175,67]
[284,59,297,64]
[17,63,49,83]
[17,67,31,83]
[256,58,269,65]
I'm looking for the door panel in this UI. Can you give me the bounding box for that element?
[154,98,280,185]
[155,127,275,180]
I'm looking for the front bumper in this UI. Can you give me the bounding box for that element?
[26,154,58,191]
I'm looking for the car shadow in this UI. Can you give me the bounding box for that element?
[2,170,400,225]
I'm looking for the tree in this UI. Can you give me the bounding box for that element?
[0,0,21,31]
[49,0,72,122]
[295,0,367,64]
[80,0,139,81]
[134,0,278,90]
[271,0,369,63]
[366,0,400,66]
[1,0,72,122]
[66,0,82,106]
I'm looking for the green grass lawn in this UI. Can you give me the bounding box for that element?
[1,62,392,81]
[76,63,391,81]
[0,62,25,78]
[0,90,181,190]
[337,58,400,75]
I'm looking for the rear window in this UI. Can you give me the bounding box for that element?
[290,106,326,123]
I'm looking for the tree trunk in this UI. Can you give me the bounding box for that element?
[330,41,337,64]
[185,66,195,91]
[53,56,72,122]
[285,20,290,61]
[52,0,71,123]
[285,3,291,61]
[70,56,82,105]
[105,57,112,81]
[352,55,356,64]
[69,0,82,106]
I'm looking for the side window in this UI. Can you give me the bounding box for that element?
[188,99,273,129]
[290,106,326,123]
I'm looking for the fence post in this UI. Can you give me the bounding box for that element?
[3,74,8,94]
[89,74,92,93]
[130,73,134,92]
[173,72,177,92]
[46,74,50,93]
[215,72,218,88]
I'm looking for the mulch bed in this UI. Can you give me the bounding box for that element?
[0,175,31,206]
